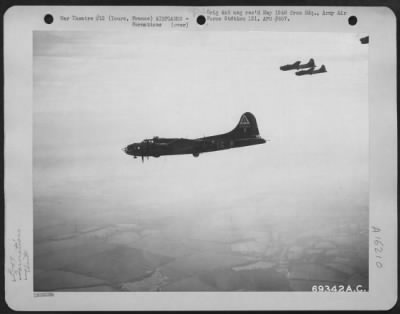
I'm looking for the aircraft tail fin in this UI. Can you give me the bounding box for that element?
[230,112,260,138]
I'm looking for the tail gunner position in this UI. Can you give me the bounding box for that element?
[123,112,267,162]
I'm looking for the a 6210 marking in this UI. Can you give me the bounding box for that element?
[372,225,384,269]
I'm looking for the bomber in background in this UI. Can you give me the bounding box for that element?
[123,112,267,162]
[280,58,315,71]
[295,65,327,76]
[280,58,327,76]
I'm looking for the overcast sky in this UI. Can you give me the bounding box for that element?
[33,31,368,226]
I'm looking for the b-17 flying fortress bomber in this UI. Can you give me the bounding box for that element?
[123,112,267,162]
[280,58,327,76]
[279,58,316,71]
[295,64,327,76]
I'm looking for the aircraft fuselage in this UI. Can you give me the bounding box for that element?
[123,112,267,160]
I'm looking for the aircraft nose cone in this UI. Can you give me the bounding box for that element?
[123,146,129,154]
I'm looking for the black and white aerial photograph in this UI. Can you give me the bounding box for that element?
[33,31,369,292]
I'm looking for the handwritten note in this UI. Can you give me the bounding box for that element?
[371,225,384,269]
[7,229,30,282]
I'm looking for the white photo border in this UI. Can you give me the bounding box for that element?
[4,6,397,311]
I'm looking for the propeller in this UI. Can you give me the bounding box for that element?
[139,140,152,163]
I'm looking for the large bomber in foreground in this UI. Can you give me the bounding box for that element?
[123,112,267,162]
